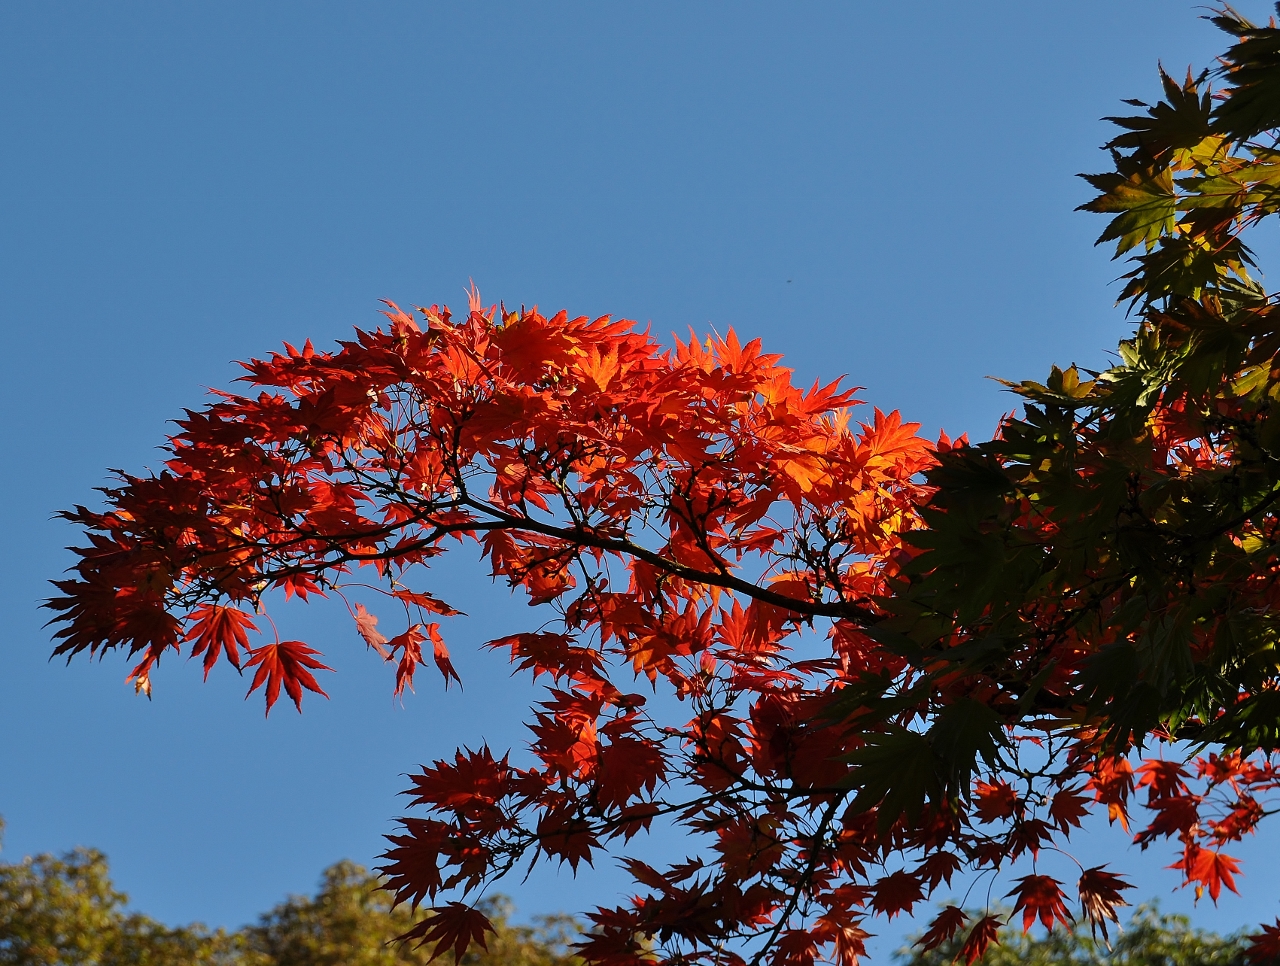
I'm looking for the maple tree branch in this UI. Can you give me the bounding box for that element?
[458,496,876,623]
[1202,480,1280,539]
[746,795,845,966]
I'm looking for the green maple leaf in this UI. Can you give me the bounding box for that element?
[1210,5,1280,141]
[843,727,940,832]
[1103,66,1212,162]
[1079,165,1177,256]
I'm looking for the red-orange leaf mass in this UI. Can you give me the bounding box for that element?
[44,292,1280,964]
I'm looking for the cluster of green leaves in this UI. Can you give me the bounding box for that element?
[896,903,1250,966]
[0,819,241,966]
[840,9,1280,954]
[889,2,1280,764]
[244,861,581,966]
[0,819,580,966]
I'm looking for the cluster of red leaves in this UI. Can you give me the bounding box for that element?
[45,295,1280,965]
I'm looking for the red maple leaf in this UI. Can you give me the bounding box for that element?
[596,736,666,810]
[973,781,1020,823]
[536,807,596,871]
[1134,794,1202,848]
[1006,874,1071,933]
[1245,919,1280,964]
[770,929,817,966]
[915,850,962,890]
[915,905,967,952]
[396,902,495,962]
[243,640,331,713]
[389,626,427,696]
[403,747,511,818]
[1212,794,1265,843]
[183,604,257,679]
[958,915,1003,964]
[1077,866,1132,941]
[1007,818,1054,860]
[1087,757,1135,832]
[825,920,869,966]
[377,817,450,911]
[1136,758,1190,802]
[276,572,323,601]
[715,815,786,880]
[1048,787,1090,832]
[425,623,461,689]
[869,870,923,920]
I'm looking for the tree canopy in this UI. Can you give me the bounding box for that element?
[0,822,578,966]
[896,903,1250,966]
[0,818,241,966]
[44,5,1280,965]
[242,861,579,966]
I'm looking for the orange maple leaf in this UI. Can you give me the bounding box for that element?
[1179,846,1241,903]
[973,780,1020,823]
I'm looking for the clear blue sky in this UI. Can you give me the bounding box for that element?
[3,1,1278,958]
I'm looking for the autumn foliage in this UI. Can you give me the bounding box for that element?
[44,7,1280,965]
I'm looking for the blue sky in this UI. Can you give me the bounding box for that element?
[3,1,1279,958]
